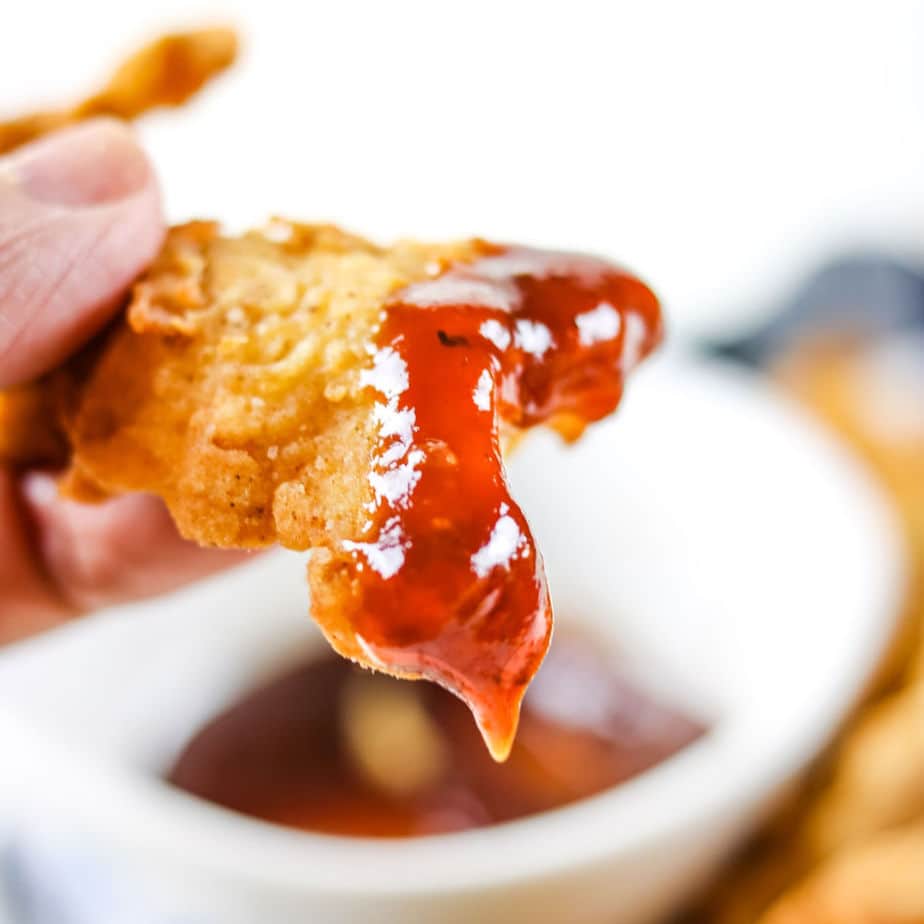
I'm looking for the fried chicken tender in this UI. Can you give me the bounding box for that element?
[32,221,482,551]
[0,27,238,156]
[760,826,924,924]
[804,681,924,856]
[0,219,488,714]
[0,220,475,532]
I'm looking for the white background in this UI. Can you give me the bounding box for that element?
[3,0,924,338]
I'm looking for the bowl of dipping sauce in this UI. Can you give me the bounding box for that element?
[0,353,904,924]
[167,631,707,839]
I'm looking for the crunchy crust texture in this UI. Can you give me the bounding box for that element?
[6,220,483,551]
[0,27,238,156]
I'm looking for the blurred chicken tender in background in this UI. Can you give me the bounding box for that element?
[687,267,924,923]
[0,27,237,155]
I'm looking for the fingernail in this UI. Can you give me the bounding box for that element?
[8,118,152,208]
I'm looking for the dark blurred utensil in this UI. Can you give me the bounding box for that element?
[704,253,924,367]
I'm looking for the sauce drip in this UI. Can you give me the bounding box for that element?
[314,246,662,759]
[168,634,706,837]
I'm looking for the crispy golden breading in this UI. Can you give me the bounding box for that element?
[8,221,483,553]
[0,27,237,156]
[759,827,924,924]
[803,682,924,857]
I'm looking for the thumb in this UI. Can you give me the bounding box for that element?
[0,118,164,388]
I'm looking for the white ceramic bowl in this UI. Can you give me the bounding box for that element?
[0,352,905,924]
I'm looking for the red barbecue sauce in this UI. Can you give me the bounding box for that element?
[168,635,705,837]
[312,246,661,760]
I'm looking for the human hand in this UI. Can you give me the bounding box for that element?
[0,118,249,643]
